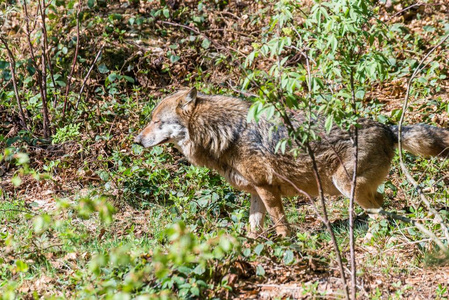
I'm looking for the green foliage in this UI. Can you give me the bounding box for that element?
[245,0,393,147]
[151,222,238,298]
[52,123,81,144]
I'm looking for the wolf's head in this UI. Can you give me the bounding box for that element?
[134,88,197,148]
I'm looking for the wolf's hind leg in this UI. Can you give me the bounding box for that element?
[254,186,290,237]
[248,194,267,238]
[332,166,386,209]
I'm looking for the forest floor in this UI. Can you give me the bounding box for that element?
[1,0,449,299]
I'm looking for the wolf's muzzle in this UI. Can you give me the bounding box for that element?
[134,134,142,144]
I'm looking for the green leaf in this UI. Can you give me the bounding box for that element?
[328,35,337,53]
[281,139,287,154]
[177,266,192,275]
[369,34,375,46]
[98,63,109,74]
[33,214,51,233]
[247,102,262,123]
[219,235,233,252]
[0,60,9,70]
[15,153,29,165]
[390,108,403,122]
[11,176,22,187]
[355,90,365,100]
[256,265,265,276]
[201,38,211,49]
[283,250,294,265]
[245,51,256,67]
[193,264,205,275]
[108,73,118,82]
[87,0,95,8]
[15,260,29,272]
[123,75,135,83]
[325,115,333,133]
[264,105,275,120]
[311,77,324,92]
[190,286,200,297]
[163,8,170,18]
[254,243,264,256]
[169,55,180,63]
[377,115,388,124]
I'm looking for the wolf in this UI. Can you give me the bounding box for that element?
[135,88,449,237]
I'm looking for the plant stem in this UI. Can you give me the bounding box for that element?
[62,1,82,114]
[397,33,449,249]
[0,38,28,130]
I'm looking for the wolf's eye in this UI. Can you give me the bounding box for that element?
[153,120,160,124]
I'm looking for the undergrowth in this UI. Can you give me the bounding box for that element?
[1,0,448,298]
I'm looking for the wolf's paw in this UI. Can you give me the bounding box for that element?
[247,232,259,239]
[275,227,291,238]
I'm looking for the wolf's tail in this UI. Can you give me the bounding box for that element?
[390,124,449,157]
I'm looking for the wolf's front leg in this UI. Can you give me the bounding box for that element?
[254,186,290,237]
[248,194,266,238]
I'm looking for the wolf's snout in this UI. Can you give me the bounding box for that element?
[134,134,142,144]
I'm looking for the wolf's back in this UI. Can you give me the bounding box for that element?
[390,124,449,157]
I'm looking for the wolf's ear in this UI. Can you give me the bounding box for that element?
[185,87,197,104]
[178,87,198,112]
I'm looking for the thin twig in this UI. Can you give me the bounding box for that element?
[273,171,323,223]
[397,33,449,244]
[273,148,350,300]
[307,144,350,300]
[17,243,63,256]
[23,0,47,132]
[296,36,350,299]
[387,2,442,21]
[158,20,235,56]
[39,0,57,106]
[0,37,28,130]
[75,44,104,110]
[348,68,358,300]
[226,80,257,98]
[367,208,448,252]
[62,1,82,115]
[37,0,51,138]
[268,33,349,298]
[383,238,449,253]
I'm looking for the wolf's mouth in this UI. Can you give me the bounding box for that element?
[154,137,170,146]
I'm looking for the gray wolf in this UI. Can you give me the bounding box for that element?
[134,88,449,237]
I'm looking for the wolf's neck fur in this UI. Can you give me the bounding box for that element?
[173,128,194,158]
[181,95,249,159]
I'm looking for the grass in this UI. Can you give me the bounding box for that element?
[1,139,448,299]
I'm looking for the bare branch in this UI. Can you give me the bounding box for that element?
[0,37,28,130]
[388,2,443,21]
[307,143,350,300]
[367,208,448,253]
[74,44,104,112]
[38,0,58,106]
[270,40,350,299]
[157,20,240,56]
[63,1,82,114]
[397,33,449,244]
[348,69,358,300]
[32,0,51,138]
